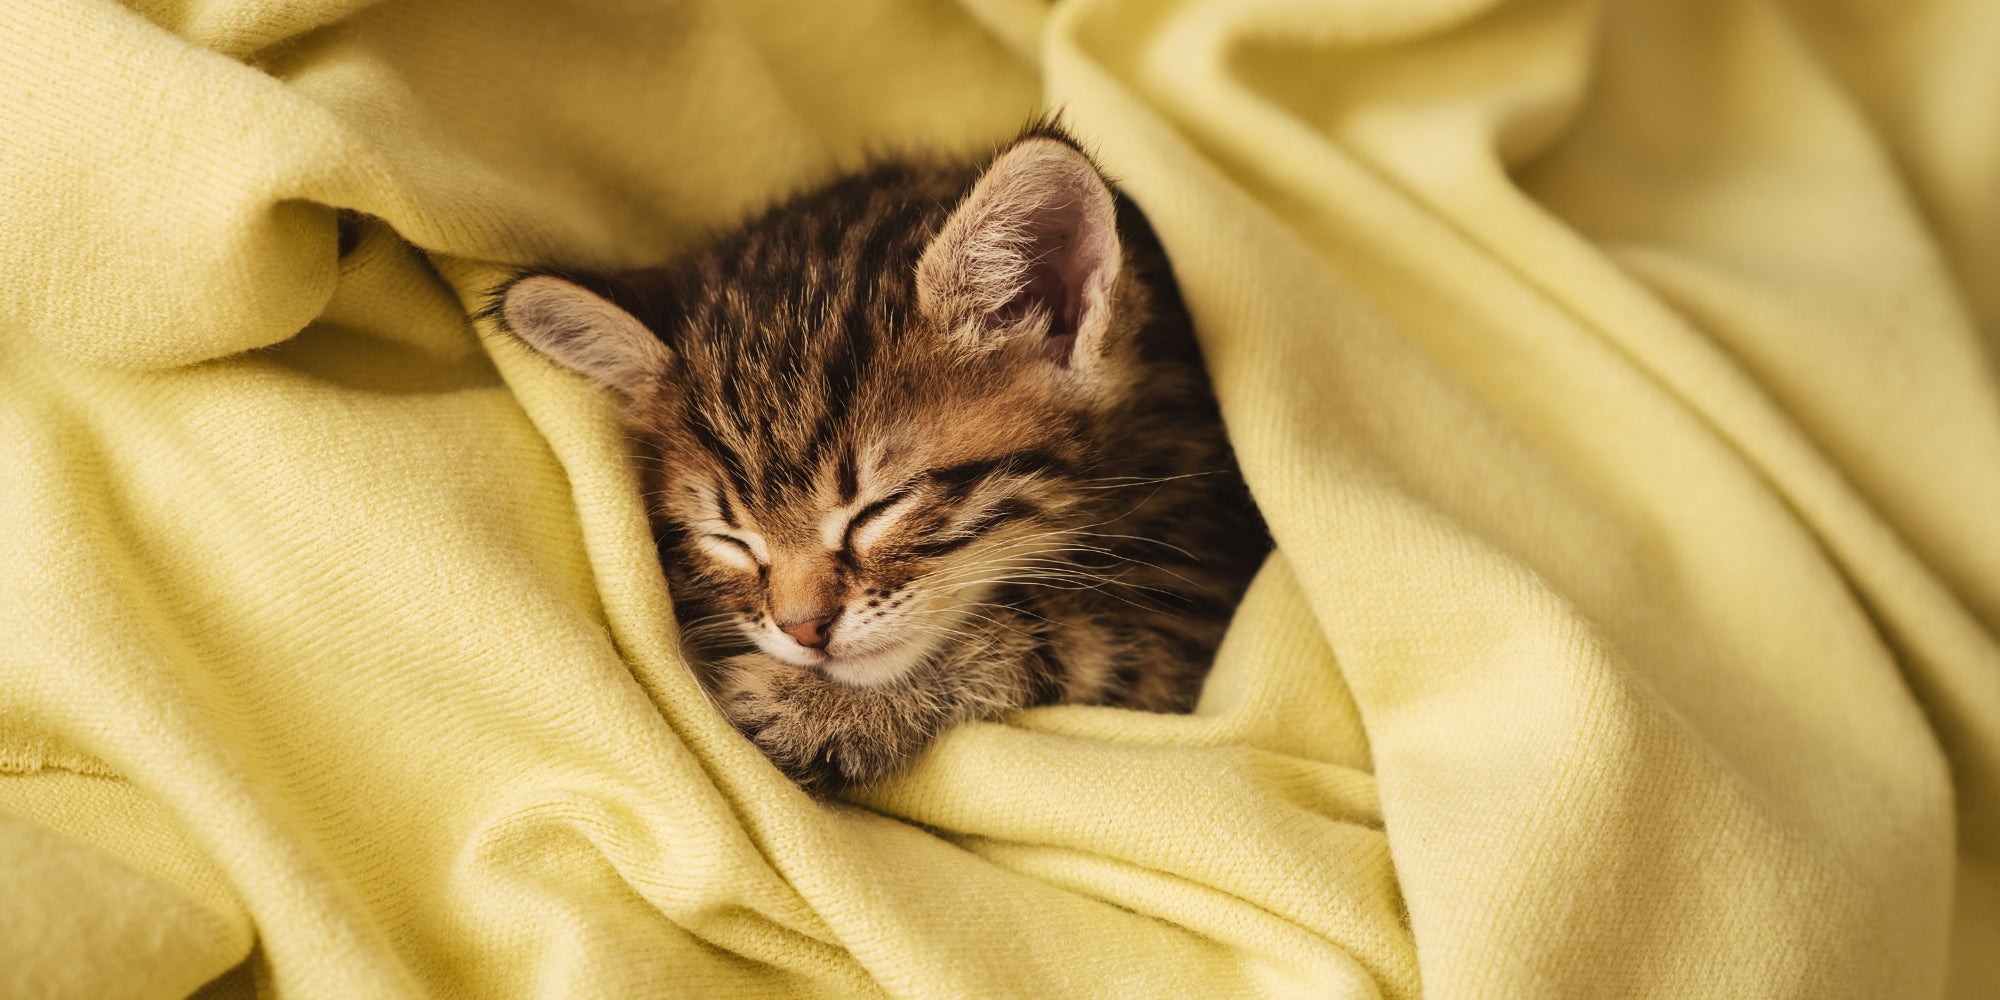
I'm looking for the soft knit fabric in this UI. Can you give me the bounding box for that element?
[3,0,1997,997]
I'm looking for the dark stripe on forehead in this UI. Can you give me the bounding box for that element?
[799,346,860,480]
[797,211,896,501]
[851,198,916,279]
[835,449,859,505]
[686,407,756,501]
[838,204,916,350]
[715,316,744,402]
[714,484,738,528]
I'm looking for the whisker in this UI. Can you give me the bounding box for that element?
[1072,470,1226,490]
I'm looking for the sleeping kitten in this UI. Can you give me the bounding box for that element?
[497,125,1267,794]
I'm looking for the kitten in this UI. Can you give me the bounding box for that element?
[496,125,1267,794]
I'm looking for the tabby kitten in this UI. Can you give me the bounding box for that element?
[498,125,1266,794]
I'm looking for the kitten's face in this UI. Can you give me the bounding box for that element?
[501,133,1135,689]
[645,378,1089,687]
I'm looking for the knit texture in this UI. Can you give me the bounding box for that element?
[3,0,1997,997]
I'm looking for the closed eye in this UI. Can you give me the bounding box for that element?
[710,534,754,557]
[842,488,916,553]
[698,533,763,572]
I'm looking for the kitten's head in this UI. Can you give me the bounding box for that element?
[499,130,1154,688]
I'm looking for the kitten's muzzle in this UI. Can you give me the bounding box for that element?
[776,609,840,650]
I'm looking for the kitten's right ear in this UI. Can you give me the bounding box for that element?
[497,275,672,399]
[916,135,1121,370]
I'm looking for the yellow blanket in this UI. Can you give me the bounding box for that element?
[4,0,1996,996]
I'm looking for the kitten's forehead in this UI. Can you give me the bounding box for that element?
[642,158,1089,534]
[645,173,963,497]
[681,166,967,350]
[665,373,1073,539]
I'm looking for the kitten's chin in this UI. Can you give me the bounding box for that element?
[760,638,931,689]
[818,643,931,688]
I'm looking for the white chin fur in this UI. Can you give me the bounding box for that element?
[752,633,933,688]
[818,642,931,689]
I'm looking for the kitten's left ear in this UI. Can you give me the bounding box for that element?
[498,274,673,400]
[916,135,1121,369]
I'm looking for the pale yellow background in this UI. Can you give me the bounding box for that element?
[2,0,1995,996]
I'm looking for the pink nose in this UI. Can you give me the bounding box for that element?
[777,611,838,650]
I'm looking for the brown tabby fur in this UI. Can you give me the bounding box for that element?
[495,125,1267,794]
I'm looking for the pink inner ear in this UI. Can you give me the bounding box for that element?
[999,189,1108,368]
[1000,259,1079,365]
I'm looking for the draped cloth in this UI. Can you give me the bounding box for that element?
[3,0,1996,996]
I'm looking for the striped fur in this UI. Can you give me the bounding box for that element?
[499,126,1267,794]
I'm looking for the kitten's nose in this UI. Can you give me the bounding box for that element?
[777,610,839,650]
